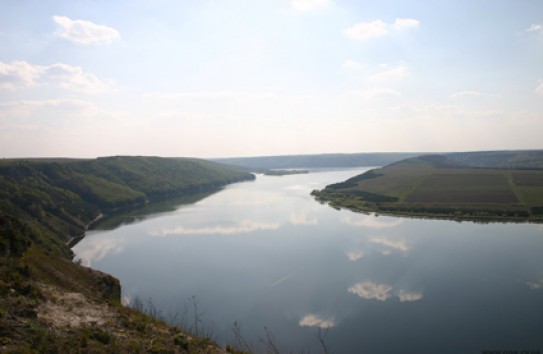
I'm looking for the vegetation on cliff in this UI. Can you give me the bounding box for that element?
[0,156,254,256]
[0,156,254,353]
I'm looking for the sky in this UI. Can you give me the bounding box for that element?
[1,0,542,158]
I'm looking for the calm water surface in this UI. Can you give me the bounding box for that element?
[73,169,543,353]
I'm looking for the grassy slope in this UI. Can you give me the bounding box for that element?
[0,213,231,353]
[72,156,255,199]
[0,157,254,353]
[313,155,543,222]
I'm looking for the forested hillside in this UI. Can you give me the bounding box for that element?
[0,156,253,352]
[0,156,254,257]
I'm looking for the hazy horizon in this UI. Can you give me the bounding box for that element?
[1,0,542,158]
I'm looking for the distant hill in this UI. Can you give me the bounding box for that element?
[446,150,543,169]
[214,152,422,170]
[312,154,543,222]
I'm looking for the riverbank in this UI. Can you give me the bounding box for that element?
[312,155,543,223]
[0,236,228,353]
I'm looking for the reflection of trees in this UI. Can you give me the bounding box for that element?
[90,191,216,231]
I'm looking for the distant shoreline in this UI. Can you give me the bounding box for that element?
[312,191,542,224]
[312,154,543,224]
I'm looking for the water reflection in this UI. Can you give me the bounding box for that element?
[90,191,215,230]
[73,169,543,353]
[370,237,409,253]
[526,279,543,289]
[269,272,296,287]
[342,214,403,229]
[397,290,423,302]
[290,211,318,225]
[345,250,364,261]
[149,219,281,237]
[348,281,393,301]
[75,236,125,267]
[348,282,423,302]
[299,314,335,328]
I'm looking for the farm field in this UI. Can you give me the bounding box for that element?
[312,155,543,222]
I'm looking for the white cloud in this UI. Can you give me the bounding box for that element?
[150,220,281,236]
[299,314,335,328]
[291,0,330,12]
[344,18,419,41]
[350,88,401,100]
[370,64,408,81]
[346,250,364,261]
[0,61,43,89]
[348,281,392,301]
[536,83,543,95]
[53,15,120,45]
[397,290,423,302]
[0,60,113,93]
[0,98,94,110]
[42,63,113,93]
[343,20,389,40]
[451,90,483,98]
[393,18,420,31]
[370,237,409,252]
[0,99,98,122]
[527,24,542,33]
[342,59,363,70]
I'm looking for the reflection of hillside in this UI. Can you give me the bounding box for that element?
[89,191,216,231]
[150,219,281,237]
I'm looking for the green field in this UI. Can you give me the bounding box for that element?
[312,155,543,222]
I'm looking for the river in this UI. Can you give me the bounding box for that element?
[73,168,543,353]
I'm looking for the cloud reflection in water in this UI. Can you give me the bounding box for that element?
[346,250,364,261]
[299,314,335,328]
[397,290,423,302]
[348,281,423,302]
[527,279,543,289]
[342,214,403,229]
[290,211,318,225]
[348,281,393,301]
[370,237,409,252]
[149,219,281,237]
[74,237,125,267]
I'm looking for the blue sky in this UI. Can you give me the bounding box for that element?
[1,0,542,158]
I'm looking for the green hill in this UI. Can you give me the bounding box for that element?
[312,155,543,222]
[0,156,253,352]
[0,156,254,256]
